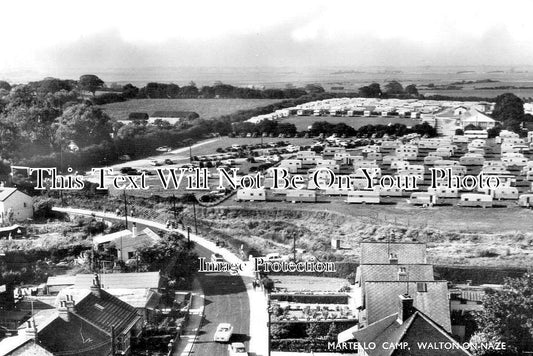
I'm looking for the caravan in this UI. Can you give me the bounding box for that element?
[407,192,440,206]
[458,194,493,208]
[428,187,460,198]
[518,194,533,208]
[345,190,380,204]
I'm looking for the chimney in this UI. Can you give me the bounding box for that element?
[389,253,398,264]
[58,300,70,322]
[65,294,75,312]
[132,222,137,237]
[397,267,407,281]
[397,294,414,324]
[90,274,101,298]
[25,319,38,342]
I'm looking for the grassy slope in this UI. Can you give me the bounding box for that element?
[101,98,283,121]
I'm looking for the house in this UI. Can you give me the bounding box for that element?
[338,295,471,356]
[92,225,161,262]
[0,188,33,223]
[149,111,199,125]
[127,112,149,121]
[461,109,496,130]
[1,275,141,356]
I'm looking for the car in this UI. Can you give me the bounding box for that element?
[156,146,172,152]
[213,323,233,342]
[149,160,162,166]
[228,342,248,356]
[211,253,225,264]
[164,159,174,165]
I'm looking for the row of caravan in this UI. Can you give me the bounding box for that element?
[235,188,533,207]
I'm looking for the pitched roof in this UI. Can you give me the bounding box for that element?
[364,281,451,332]
[0,335,48,356]
[151,111,196,118]
[73,289,140,335]
[0,188,19,202]
[92,228,161,251]
[47,275,76,287]
[106,288,161,309]
[348,311,471,356]
[36,313,111,356]
[360,242,427,264]
[359,264,434,284]
[74,272,161,290]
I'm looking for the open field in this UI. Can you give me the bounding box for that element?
[100,98,283,121]
[420,88,533,99]
[279,115,421,131]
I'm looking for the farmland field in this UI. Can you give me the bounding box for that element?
[100,98,283,121]
[279,115,422,131]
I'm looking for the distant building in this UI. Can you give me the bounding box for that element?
[127,112,149,121]
[149,111,199,125]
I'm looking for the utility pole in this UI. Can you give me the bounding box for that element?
[187,227,191,249]
[192,198,197,234]
[122,191,128,262]
[267,294,271,356]
[172,194,177,221]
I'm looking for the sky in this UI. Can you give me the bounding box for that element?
[1,0,533,78]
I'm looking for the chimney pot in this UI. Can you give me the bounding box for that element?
[398,294,414,324]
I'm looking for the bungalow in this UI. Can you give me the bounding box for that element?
[92,225,161,262]
[0,188,33,223]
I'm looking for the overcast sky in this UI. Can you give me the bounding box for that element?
[1,0,533,76]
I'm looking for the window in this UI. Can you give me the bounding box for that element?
[23,203,27,207]
[416,282,427,292]
[128,252,135,259]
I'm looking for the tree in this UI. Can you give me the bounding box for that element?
[0,81,12,91]
[405,84,419,97]
[54,103,113,147]
[304,84,325,94]
[122,83,139,99]
[79,74,104,96]
[472,273,533,355]
[492,93,525,132]
[359,83,382,98]
[384,81,404,95]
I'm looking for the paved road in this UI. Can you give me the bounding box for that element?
[192,244,251,356]
[53,208,254,356]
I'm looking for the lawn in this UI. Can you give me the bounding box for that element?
[101,98,283,121]
[279,115,421,131]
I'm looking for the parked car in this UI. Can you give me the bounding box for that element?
[213,323,233,342]
[228,342,248,356]
[164,159,174,165]
[156,146,172,152]
[150,160,162,166]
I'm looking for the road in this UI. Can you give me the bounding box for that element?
[192,244,251,356]
[52,207,255,356]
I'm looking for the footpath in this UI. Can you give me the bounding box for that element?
[52,207,269,356]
